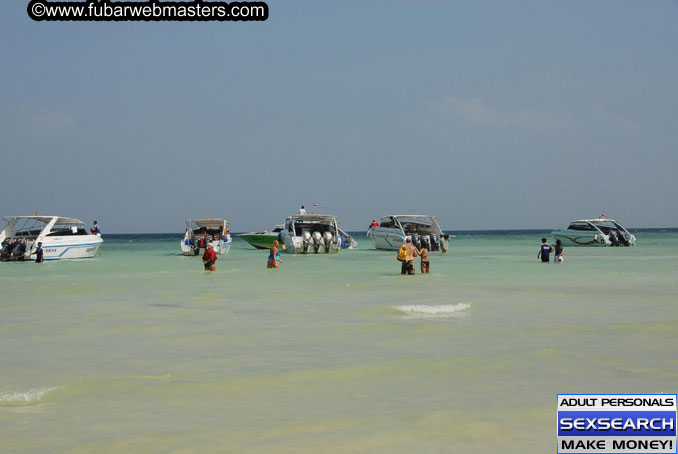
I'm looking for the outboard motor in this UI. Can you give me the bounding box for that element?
[1,238,14,261]
[411,233,421,250]
[323,231,333,253]
[12,240,26,261]
[311,231,323,253]
[302,231,313,253]
[420,235,431,251]
[430,234,440,251]
[619,232,630,247]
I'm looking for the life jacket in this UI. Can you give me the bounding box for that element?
[397,244,408,261]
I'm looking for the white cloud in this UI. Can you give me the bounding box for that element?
[431,96,575,133]
[431,96,638,135]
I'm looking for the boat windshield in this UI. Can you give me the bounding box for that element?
[566,222,596,231]
[378,216,397,228]
[186,220,229,239]
[590,220,628,234]
[395,216,440,236]
[47,222,88,236]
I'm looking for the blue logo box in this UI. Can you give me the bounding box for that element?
[557,394,677,454]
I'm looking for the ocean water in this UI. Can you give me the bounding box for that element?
[1,230,677,453]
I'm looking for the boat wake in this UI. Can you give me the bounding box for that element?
[394,303,471,318]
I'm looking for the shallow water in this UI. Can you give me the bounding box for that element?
[1,230,677,453]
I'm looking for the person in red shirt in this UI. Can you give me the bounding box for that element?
[202,243,217,271]
[370,219,379,227]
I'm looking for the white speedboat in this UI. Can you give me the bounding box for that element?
[181,219,232,255]
[280,214,345,254]
[551,218,636,247]
[0,216,103,261]
[367,215,443,251]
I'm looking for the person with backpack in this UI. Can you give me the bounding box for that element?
[397,237,419,275]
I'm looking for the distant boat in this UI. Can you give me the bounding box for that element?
[239,225,284,250]
[551,218,636,247]
[0,215,103,261]
[366,215,443,251]
[181,219,232,256]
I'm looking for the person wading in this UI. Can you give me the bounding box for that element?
[400,237,419,275]
[202,243,217,271]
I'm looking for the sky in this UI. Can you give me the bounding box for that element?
[1,0,677,233]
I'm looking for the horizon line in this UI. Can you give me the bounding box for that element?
[98,226,678,235]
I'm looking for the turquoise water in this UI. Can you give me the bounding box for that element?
[1,231,677,453]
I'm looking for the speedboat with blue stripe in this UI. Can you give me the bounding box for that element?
[0,216,103,261]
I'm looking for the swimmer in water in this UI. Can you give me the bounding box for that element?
[267,240,284,269]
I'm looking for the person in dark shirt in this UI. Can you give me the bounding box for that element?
[554,239,564,263]
[537,237,552,263]
[31,241,44,263]
[202,243,217,271]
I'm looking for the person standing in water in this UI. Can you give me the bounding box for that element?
[267,240,284,268]
[440,234,450,254]
[30,241,44,263]
[400,237,419,275]
[202,243,217,271]
[554,239,564,263]
[420,246,430,274]
[537,237,552,263]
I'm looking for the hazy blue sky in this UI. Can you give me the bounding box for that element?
[1,1,677,232]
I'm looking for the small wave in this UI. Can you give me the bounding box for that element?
[394,303,471,317]
[126,374,172,381]
[0,387,57,405]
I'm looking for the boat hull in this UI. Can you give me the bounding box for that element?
[239,233,278,250]
[551,230,609,246]
[180,238,231,255]
[39,235,104,260]
[368,228,406,250]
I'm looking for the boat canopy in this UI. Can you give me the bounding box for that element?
[186,219,230,230]
[2,215,85,226]
[376,215,441,232]
[288,214,338,224]
[1,216,88,240]
[566,219,630,234]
